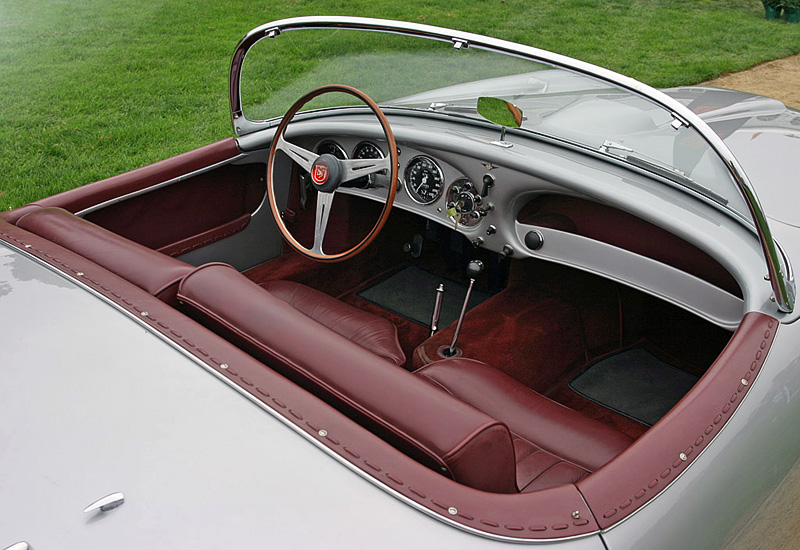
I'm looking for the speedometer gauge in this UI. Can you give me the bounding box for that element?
[404,156,444,205]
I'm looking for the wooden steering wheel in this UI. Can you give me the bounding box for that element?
[267,85,398,262]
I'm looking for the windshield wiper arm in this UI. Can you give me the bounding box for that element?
[427,102,479,114]
[600,141,728,206]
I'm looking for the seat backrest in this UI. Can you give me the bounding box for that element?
[177,262,518,494]
[16,207,194,303]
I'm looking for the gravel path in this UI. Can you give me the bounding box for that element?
[702,54,800,109]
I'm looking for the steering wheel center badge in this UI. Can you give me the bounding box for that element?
[312,161,330,185]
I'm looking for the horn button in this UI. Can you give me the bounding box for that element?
[310,154,342,193]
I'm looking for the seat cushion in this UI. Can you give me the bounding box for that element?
[260,280,405,366]
[415,358,634,492]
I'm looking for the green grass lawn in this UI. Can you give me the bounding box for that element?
[1,0,798,210]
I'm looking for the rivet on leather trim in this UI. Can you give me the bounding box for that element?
[318,430,328,437]
[448,507,458,515]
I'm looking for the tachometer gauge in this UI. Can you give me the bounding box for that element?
[404,156,444,205]
[315,140,347,159]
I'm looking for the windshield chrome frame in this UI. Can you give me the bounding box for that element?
[229,16,795,314]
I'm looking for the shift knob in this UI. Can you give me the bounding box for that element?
[467,259,484,279]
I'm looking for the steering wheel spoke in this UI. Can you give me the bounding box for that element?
[275,135,318,173]
[267,85,398,262]
[340,156,391,184]
[311,191,335,254]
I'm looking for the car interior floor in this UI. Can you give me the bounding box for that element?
[244,195,734,440]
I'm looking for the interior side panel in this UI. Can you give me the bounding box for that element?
[84,162,266,252]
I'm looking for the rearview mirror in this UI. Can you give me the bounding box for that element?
[477,97,523,128]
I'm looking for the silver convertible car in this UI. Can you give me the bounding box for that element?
[3,16,800,550]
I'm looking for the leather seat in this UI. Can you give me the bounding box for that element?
[178,262,517,493]
[178,263,633,493]
[260,280,405,366]
[415,358,634,492]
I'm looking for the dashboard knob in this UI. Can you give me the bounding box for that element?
[524,230,544,250]
[467,259,485,278]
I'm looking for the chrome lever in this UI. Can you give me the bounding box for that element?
[439,260,484,358]
[429,284,445,337]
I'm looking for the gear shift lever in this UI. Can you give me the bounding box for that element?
[439,259,484,358]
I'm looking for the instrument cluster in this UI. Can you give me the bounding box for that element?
[314,139,492,229]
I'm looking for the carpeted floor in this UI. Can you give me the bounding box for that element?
[569,346,699,426]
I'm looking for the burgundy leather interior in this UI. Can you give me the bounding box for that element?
[415,358,634,492]
[83,162,266,251]
[261,280,405,366]
[178,263,633,493]
[178,263,518,493]
[14,207,406,367]
[16,207,194,303]
[13,205,632,495]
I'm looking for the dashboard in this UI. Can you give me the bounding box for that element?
[255,114,761,329]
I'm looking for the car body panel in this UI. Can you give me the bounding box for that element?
[600,317,800,550]
[0,243,608,549]
[4,15,800,550]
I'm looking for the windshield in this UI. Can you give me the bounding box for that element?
[232,17,794,313]
[238,25,749,218]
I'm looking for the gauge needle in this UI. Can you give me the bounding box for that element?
[414,174,428,192]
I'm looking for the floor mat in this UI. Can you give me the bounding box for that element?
[357,265,491,328]
[569,347,699,426]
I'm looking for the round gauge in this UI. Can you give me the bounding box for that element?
[353,141,384,160]
[349,141,385,188]
[315,140,347,159]
[404,156,444,205]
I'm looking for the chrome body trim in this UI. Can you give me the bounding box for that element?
[228,16,794,313]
